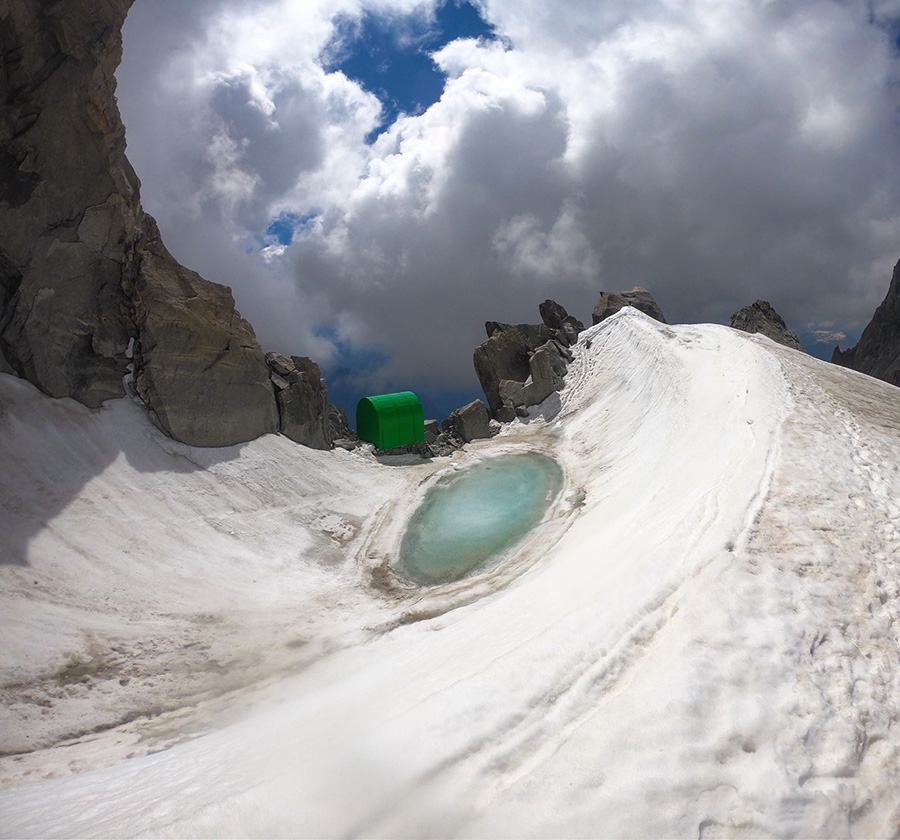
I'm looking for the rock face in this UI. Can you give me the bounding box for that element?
[730,300,804,352]
[539,299,585,346]
[592,286,667,325]
[0,0,335,447]
[474,300,579,419]
[131,217,278,446]
[474,322,556,415]
[423,419,440,442]
[327,405,352,444]
[442,399,491,443]
[498,340,570,413]
[0,0,139,407]
[832,259,900,387]
[266,352,331,450]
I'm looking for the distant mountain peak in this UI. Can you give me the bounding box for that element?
[730,299,804,352]
[832,259,900,387]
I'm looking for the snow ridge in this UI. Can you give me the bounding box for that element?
[2,310,899,838]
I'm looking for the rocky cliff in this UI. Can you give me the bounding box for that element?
[730,300,804,352]
[0,0,324,447]
[265,352,332,451]
[131,216,277,445]
[474,299,581,420]
[0,0,138,407]
[832,259,900,387]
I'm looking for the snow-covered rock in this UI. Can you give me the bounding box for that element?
[1,309,899,838]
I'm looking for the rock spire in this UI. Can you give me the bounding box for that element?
[730,300,804,351]
[832,259,900,387]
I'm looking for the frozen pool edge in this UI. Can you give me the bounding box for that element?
[397,451,566,587]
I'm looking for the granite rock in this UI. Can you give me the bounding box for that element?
[498,340,569,410]
[442,399,491,442]
[0,0,317,446]
[730,300,804,351]
[424,419,440,443]
[832,259,900,387]
[473,298,583,419]
[265,351,331,450]
[473,322,556,414]
[592,286,667,325]
[132,218,278,446]
[328,404,353,443]
[539,299,585,346]
[0,0,138,407]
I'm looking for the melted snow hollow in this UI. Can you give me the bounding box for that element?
[399,453,563,584]
[1,309,899,838]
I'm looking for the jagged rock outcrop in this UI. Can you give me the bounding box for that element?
[130,220,281,446]
[131,216,278,446]
[498,340,570,413]
[592,286,667,325]
[474,322,557,415]
[832,259,900,387]
[539,299,585,346]
[474,300,580,419]
[266,352,330,450]
[442,399,491,443]
[0,0,139,407]
[423,419,440,442]
[327,405,352,444]
[730,300,804,352]
[0,0,333,447]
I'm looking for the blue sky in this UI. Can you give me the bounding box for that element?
[265,211,318,246]
[325,1,499,141]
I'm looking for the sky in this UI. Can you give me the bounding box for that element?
[117,0,900,422]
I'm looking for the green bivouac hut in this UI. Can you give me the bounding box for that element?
[356,391,425,450]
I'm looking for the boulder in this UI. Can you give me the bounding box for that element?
[730,300,804,351]
[266,352,295,377]
[592,286,667,325]
[498,340,569,410]
[531,339,570,390]
[485,321,511,339]
[443,400,491,442]
[832,258,900,387]
[129,218,277,447]
[473,298,585,420]
[539,299,585,346]
[424,419,440,443]
[538,299,569,331]
[265,352,332,450]
[473,323,556,414]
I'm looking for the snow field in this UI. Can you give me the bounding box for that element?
[1,308,899,837]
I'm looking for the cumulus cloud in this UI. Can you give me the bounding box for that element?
[117,0,900,413]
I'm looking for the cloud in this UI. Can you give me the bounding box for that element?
[117,0,900,413]
[808,329,847,345]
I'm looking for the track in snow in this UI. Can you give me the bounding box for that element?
[2,310,899,838]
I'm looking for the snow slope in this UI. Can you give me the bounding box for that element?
[1,309,899,838]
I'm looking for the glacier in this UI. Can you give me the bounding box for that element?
[1,308,899,838]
